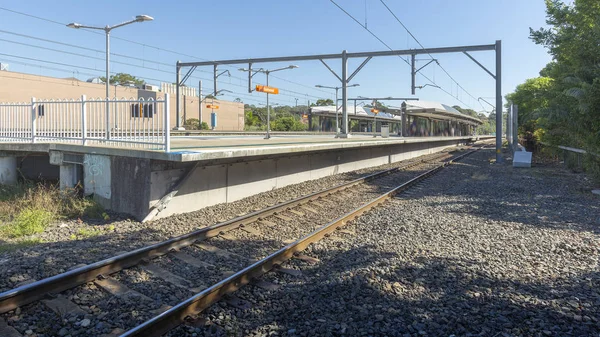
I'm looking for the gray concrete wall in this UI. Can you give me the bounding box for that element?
[0,138,467,220]
[150,138,465,219]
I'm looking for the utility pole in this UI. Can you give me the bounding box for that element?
[198,80,203,125]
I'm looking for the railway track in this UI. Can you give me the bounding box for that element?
[0,145,483,337]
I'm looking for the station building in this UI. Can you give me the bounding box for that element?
[0,70,245,130]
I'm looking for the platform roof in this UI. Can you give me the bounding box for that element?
[310,106,401,122]
[312,101,482,125]
[399,100,482,125]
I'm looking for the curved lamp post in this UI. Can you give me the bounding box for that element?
[67,15,153,139]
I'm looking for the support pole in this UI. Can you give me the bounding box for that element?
[507,104,512,147]
[335,88,339,134]
[199,80,203,125]
[401,102,407,137]
[247,63,252,93]
[495,40,503,163]
[512,105,518,153]
[105,30,110,140]
[81,95,86,145]
[213,64,218,96]
[341,50,349,137]
[411,54,416,95]
[164,94,171,152]
[265,72,271,139]
[31,97,36,143]
[175,61,181,129]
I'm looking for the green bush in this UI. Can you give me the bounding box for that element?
[184,119,210,130]
[270,116,307,131]
[0,183,106,239]
[4,208,54,238]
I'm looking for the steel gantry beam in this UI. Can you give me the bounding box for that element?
[175,42,502,160]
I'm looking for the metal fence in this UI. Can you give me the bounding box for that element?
[0,95,170,151]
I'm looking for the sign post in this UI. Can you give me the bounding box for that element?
[371,108,379,137]
[207,102,219,130]
[255,84,279,139]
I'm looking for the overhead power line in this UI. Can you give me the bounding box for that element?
[0,30,331,101]
[329,0,475,109]
[0,6,334,97]
[378,0,479,104]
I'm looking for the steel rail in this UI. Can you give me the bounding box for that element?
[121,148,481,337]
[0,151,450,314]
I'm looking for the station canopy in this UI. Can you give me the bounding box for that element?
[388,101,483,125]
[310,105,401,122]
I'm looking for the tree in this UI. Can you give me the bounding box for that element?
[315,99,334,106]
[452,105,478,117]
[234,98,242,103]
[505,0,600,177]
[270,116,307,131]
[100,73,145,86]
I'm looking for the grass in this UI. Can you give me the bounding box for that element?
[76,228,101,238]
[0,182,107,240]
[3,208,54,238]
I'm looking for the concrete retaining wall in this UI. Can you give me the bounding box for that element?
[148,138,465,220]
[0,137,470,220]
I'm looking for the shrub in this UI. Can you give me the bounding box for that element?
[4,208,54,238]
[0,183,105,239]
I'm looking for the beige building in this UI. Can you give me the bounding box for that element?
[0,70,244,131]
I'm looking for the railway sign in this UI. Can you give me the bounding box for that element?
[255,85,279,94]
[206,104,219,109]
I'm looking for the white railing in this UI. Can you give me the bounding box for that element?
[0,95,170,151]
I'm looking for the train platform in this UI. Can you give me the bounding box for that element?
[0,134,490,162]
[0,134,493,220]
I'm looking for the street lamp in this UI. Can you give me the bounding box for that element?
[239,65,298,139]
[315,83,359,134]
[67,15,153,139]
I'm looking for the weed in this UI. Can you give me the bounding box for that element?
[2,208,54,238]
[0,183,106,239]
[108,224,115,231]
[76,228,101,238]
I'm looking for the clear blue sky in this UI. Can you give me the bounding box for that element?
[0,0,551,113]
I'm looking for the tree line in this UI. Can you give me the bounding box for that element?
[506,0,599,177]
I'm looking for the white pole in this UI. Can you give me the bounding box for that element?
[105,29,110,140]
[335,88,339,134]
[31,97,36,143]
[164,94,170,152]
[81,95,87,145]
[199,80,203,126]
[265,72,270,139]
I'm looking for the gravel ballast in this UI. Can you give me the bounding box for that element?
[173,147,600,337]
[0,151,450,293]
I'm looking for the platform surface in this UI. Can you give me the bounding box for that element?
[0,134,492,162]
